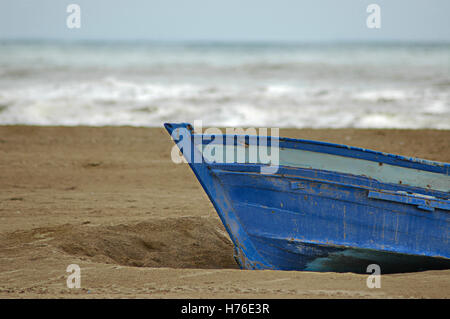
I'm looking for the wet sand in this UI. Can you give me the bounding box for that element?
[0,126,449,298]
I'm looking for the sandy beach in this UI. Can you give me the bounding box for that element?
[0,126,449,298]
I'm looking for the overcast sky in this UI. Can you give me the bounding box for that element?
[1,0,449,42]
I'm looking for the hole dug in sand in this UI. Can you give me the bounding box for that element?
[53,217,239,269]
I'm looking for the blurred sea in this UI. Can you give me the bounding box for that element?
[0,41,449,128]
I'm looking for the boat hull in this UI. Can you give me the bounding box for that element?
[165,123,450,273]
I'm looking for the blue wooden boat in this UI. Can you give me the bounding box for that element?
[164,122,450,273]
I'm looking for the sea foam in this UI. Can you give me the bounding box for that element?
[0,42,448,128]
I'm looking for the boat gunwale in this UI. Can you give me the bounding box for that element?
[194,133,449,175]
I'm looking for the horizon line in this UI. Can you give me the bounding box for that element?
[1,38,450,46]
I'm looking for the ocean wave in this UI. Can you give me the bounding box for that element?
[0,77,448,128]
[0,42,449,128]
